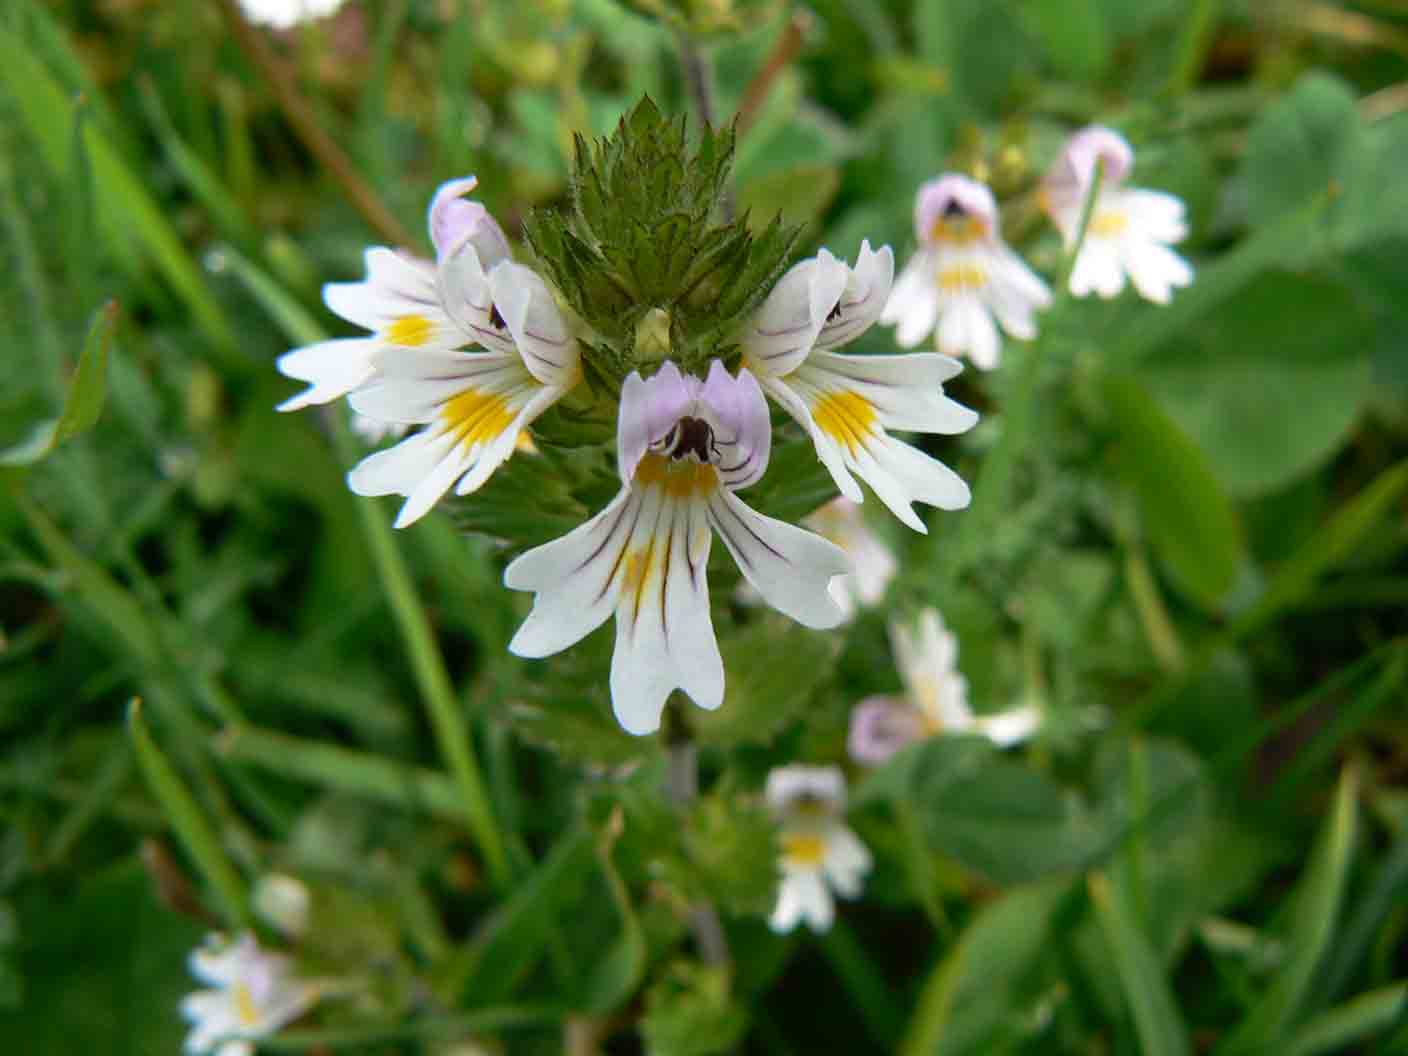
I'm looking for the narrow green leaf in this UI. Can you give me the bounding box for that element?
[261,1005,566,1049]
[14,493,160,664]
[217,724,471,825]
[445,826,596,1005]
[127,700,249,927]
[1282,983,1408,1056]
[1231,459,1408,639]
[0,302,118,467]
[0,27,234,356]
[1217,767,1359,1054]
[1315,822,1408,1007]
[818,920,905,1051]
[1102,372,1244,610]
[1088,872,1193,1056]
[900,879,1072,1056]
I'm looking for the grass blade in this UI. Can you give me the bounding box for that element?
[1282,983,1408,1056]
[127,699,250,927]
[1216,766,1359,1054]
[217,724,470,825]
[1088,871,1192,1056]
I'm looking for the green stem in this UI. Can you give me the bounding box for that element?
[944,161,1106,584]
[328,416,509,888]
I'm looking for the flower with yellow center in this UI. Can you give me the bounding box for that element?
[276,177,582,527]
[882,173,1053,371]
[848,607,1041,766]
[505,361,848,736]
[180,932,321,1056]
[765,765,871,933]
[1040,126,1194,304]
[740,242,978,534]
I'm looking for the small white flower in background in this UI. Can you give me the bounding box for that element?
[803,497,896,621]
[277,177,582,527]
[253,874,311,939]
[881,173,1052,371]
[848,607,1040,765]
[766,765,871,933]
[740,242,979,533]
[181,932,320,1056]
[238,0,347,31]
[505,361,849,736]
[1040,125,1194,304]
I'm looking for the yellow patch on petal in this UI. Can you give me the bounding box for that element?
[812,390,877,455]
[386,314,435,347]
[621,539,660,623]
[937,264,988,293]
[633,452,718,499]
[233,983,260,1027]
[442,388,517,451]
[930,216,987,245]
[781,832,828,867]
[1088,210,1128,237]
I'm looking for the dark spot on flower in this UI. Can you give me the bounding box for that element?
[669,417,715,463]
[943,199,967,218]
[826,301,843,322]
[489,304,506,329]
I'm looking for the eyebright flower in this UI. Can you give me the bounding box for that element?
[881,174,1052,370]
[766,765,871,933]
[740,242,979,533]
[504,361,849,736]
[849,607,1040,765]
[277,177,581,527]
[1040,126,1194,304]
[803,497,896,621]
[237,0,347,31]
[181,932,320,1056]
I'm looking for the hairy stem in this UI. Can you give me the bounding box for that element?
[664,702,731,967]
[674,29,735,222]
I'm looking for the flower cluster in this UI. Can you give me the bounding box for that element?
[882,125,1193,369]
[278,173,978,735]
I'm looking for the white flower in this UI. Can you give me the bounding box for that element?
[1040,126,1194,304]
[504,360,849,736]
[344,258,580,527]
[765,765,871,933]
[881,173,1052,370]
[181,932,320,1056]
[803,497,896,621]
[238,0,347,31]
[848,607,1039,765]
[277,176,512,412]
[740,242,979,533]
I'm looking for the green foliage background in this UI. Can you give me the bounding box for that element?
[2,0,1407,1052]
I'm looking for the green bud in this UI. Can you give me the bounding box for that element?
[634,307,674,367]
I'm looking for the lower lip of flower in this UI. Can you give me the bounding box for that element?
[812,389,878,456]
[633,451,718,498]
[937,264,988,293]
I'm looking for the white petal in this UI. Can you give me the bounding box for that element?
[937,295,1000,369]
[823,825,872,898]
[1123,238,1193,305]
[1069,239,1125,300]
[973,705,1041,747]
[770,869,834,933]
[348,349,528,424]
[1124,188,1189,244]
[761,376,864,504]
[608,494,722,734]
[275,337,380,411]
[324,248,451,335]
[797,352,977,437]
[880,251,936,339]
[490,261,581,389]
[815,241,894,351]
[765,765,846,811]
[215,1042,255,1056]
[858,434,972,524]
[741,248,849,377]
[505,488,636,658]
[707,491,847,629]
